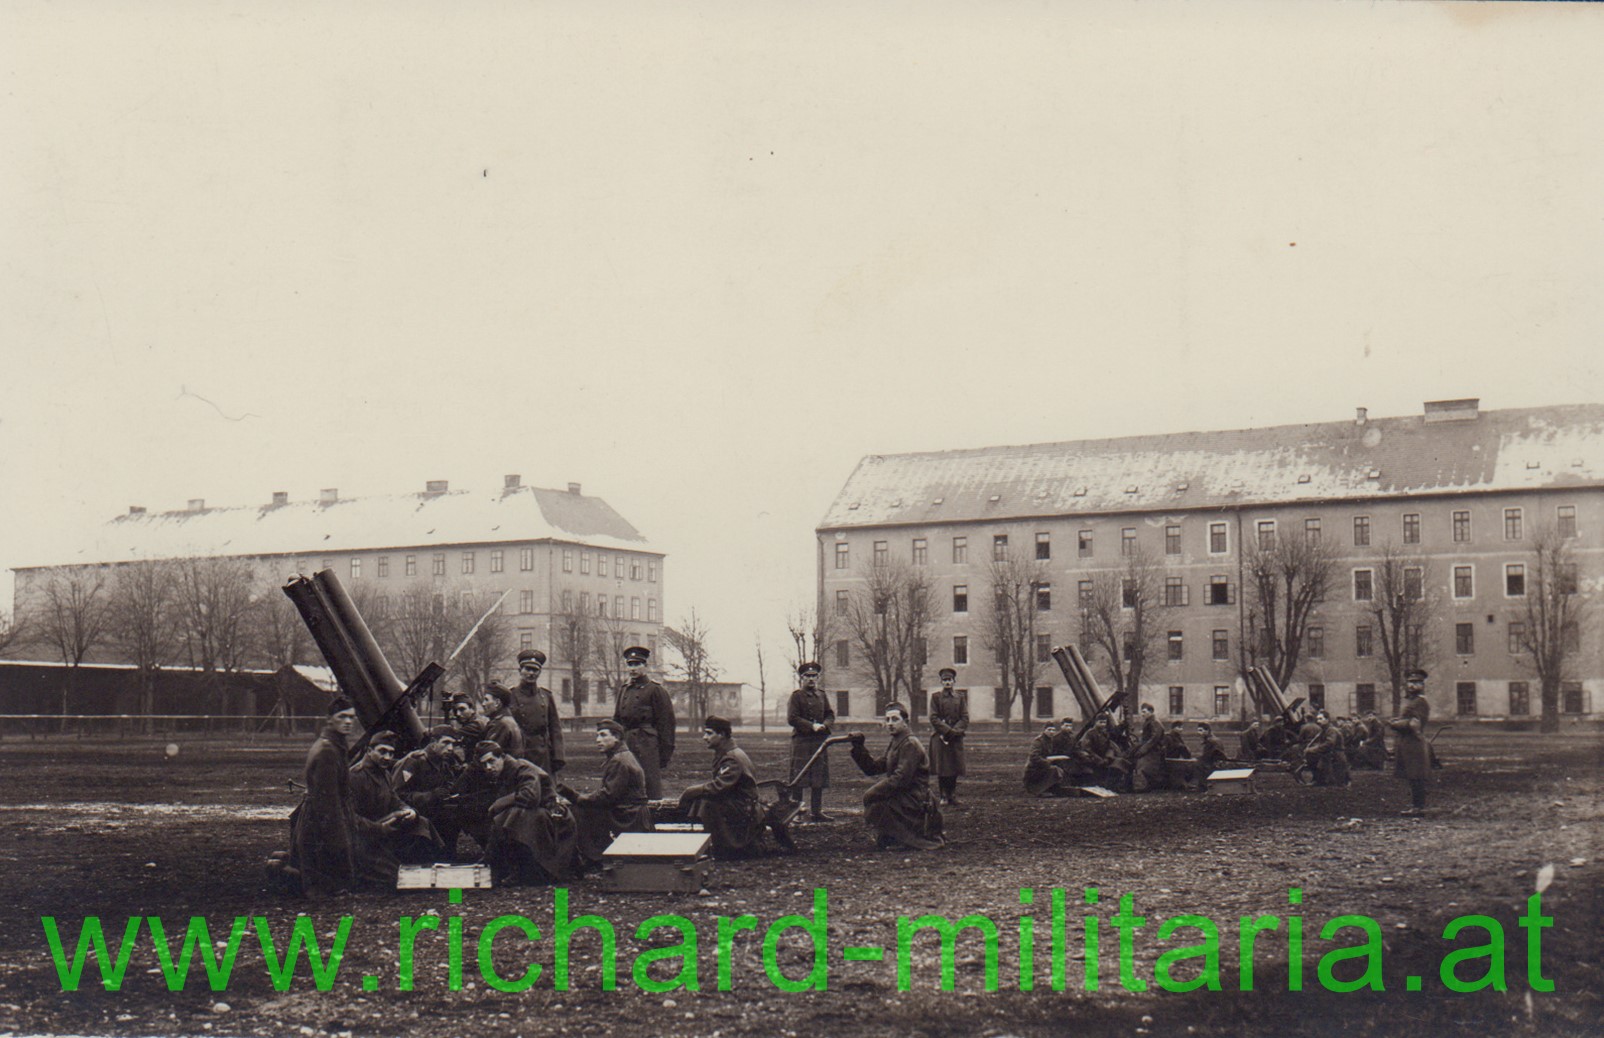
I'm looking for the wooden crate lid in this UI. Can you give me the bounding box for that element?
[603,832,711,858]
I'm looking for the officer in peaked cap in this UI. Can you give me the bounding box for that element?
[612,645,676,798]
[509,648,563,775]
[928,666,969,805]
[1391,668,1432,815]
[786,661,836,822]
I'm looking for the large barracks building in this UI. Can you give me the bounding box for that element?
[9,476,664,706]
[817,400,1603,724]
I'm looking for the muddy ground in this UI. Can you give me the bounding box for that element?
[0,725,1599,1038]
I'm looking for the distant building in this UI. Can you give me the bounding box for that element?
[818,401,1603,724]
[662,680,756,726]
[10,477,665,709]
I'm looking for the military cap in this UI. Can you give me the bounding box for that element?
[517,649,547,667]
[1405,667,1429,682]
[938,667,957,680]
[596,719,626,738]
[327,695,355,715]
[474,739,504,759]
[483,681,513,706]
[797,661,822,676]
[884,701,910,720]
[444,691,475,708]
[428,724,460,741]
[368,730,400,749]
[623,645,651,663]
[702,715,733,737]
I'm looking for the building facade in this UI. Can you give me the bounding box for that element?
[817,401,1603,725]
[10,476,665,709]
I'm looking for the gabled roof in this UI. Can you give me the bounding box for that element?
[15,485,654,570]
[819,403,1604,530]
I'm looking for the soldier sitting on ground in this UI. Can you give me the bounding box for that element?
[348,730,443,864]
[391,725,468,857]
[472,740,577,885]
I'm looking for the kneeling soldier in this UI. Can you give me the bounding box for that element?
[849,702,944,850]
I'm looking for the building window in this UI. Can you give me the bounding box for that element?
[580,591,590,613]
[598,555,609,578]
[405,555,417,577]
[1254,520,1275,550]
[992,534,1009,561]
[1406,624,1424,665]
[1167,631,1184,661]
[1563,621,1581,654]
[561,589,574,612]
[1036,633,1052,663]
[913,538,928,565]
[489,550,503,573]
[1030,582,1049,612]
[614,595,625,618]
[1404,567,1424,601]
[1122,528,1137,556]
[1403,513,1420,545]
[834,589,849,614]
[1452,510,1471,543]
[322,558,334,572]
[1453,565,1474,599]
[1557,504,1577,539]
[630,558,642,580]
[1455,622,1475,656]
[1167,686,1185,715]
[1036,688,1055,718]
[834,543,850,570]
[1214,687,1231,716]
[1506,619,1527,655]
[648,559,658,582]
[1353,569,1374,601]
[631,597,641,620]
[1355,683,1377,714]
[953,635,968,665]
[1163,576,1187,607]
[874,540,889,566]
[1303,517,1321,544]
[377,556,389,578]
[519,590,534,614]
[1355,625,1373,658]
[1078,530,1094,558]
[1078,579,1093,609]
[647,598,658,622]
[1504,507,1523,541]
[350,558,361,580]
[1561,681,1584,714]
[579,551,591,575]
[951,536,967,564]
[1508,682,1530,716]
[1121,579,1137,610]
[1559,564,1579,595]
[616,556,626,580]
[520,547,535,572]
[560,549,572,574]
[1205,575,1232,606]
[835,640,850,667]
[1165,525,1181,555]
[993,687,1011,719]
[462,552,476,575]
[597,596,607,617]
[1307,683,1326,711]
[1505,564,1526,597]
[836,690,851,717]
[953,585,969,613]
[1036,532,1051,560]
[374,594,390,618]
[1212,630,1230,661]
[1307,626,1324,658]
[1352,516,1371,547]
[432,553,446,576]
[1456,682,1478,716]
[519,630,534,651]
[1208,522,1228,554]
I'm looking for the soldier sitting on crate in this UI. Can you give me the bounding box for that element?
[471,740,577,885]
[1023,721,1077,797]
[848,702,944,850]
[481,682,526,759]
[1128,703,1169,793]
[1350,712,1389,770]
[572,719,655,868]
[677,715,778,858]
[1302,711,1351,787]
[392,725,468,856]
[349,730,444,864]
[1047,718,1104,788]
[1196,722,1230,775]
[1160,719,1205,791]
[1079,715,1124,788]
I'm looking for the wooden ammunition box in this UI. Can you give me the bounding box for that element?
[598,832,713,893]
[397,863,494,889]
[1206,768,1256,794]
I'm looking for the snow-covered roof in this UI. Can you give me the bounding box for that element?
[15,484,654,570]
[820,403,1604,530]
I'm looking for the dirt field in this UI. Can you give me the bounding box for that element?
[1,725,1600,1038]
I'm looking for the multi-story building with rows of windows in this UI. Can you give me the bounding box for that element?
[9,476,665,707]
[817,400,1603,725]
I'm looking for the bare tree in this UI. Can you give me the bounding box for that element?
[1368,544,1440,716]
[665,609,720,732]
[979,552,1048,731]
[105,560,182,729]
[593,611,635,704]
[840,561,935,716]
[0,608,28,659]
[553,594,599,710]
[1242,532,1338,690]
[785,602,834,677]
[1512,526,1592,734]
[172,556,258,713]
[254,585,314,671]
[448,590,513,694]
[1078,548,1170,711]
[27,567,111,728]
[754,632,769,733]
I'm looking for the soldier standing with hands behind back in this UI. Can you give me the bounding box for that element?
[928,667,968,806]
[613,645,676,799]
[1391,667,1432,816]
[786,661,836,822]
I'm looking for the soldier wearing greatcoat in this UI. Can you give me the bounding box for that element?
[786,661,836,821]
[849,702,945,850]
[927,668,969,806]
[678,715,774,858]
[509,649,565,775]
[573,720,655,865]
[612,645,676,798]
[1390,668,1433,815]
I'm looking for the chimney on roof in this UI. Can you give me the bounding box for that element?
[424,479,449,494]
[567,482,582,495]
[1355,407,1368,425]
[271,491,289,506]
[319,488,339,504]
[129,505,146,516]
[187,498,205,512]
[1423,398,1481,423]
[504,474,522,490]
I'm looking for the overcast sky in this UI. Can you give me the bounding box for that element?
[4,1,1601,685]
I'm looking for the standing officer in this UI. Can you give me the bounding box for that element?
[509,649,565,776]
[786,661,836,822]
[1390,667,1432,815]
[927,667,969,806]
[612,645,676,798]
